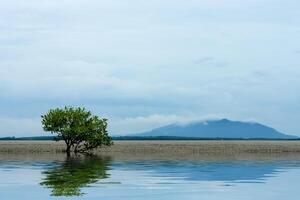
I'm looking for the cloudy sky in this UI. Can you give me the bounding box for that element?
[0,0,300,137]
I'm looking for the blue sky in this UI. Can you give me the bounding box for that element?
[0,0,300,136]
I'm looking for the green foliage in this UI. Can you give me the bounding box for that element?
[41,107,113,154]
[40,156,111,196]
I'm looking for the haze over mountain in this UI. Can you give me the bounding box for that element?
[132,119,296,139]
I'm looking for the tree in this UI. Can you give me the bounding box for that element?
[41,107,113,155]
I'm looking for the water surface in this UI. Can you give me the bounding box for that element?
[1,153,300,199]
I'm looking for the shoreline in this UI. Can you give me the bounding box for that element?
[2,140,300,161]
[1,140,300,153]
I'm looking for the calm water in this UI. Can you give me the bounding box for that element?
[1,154,300,199]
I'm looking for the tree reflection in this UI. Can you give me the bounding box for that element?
[40,155,111,196]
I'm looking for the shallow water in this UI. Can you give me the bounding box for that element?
[1,154,300,199]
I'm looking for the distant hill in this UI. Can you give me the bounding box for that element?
[131,119,297,139]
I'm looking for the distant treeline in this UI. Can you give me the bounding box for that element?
[1,136,300,141]
[113,136,300,141]
[0,136,57,141]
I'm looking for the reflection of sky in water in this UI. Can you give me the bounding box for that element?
[1,157,300,199]
[112,160,300,183]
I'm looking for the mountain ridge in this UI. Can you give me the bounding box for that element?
[131,119,297,139]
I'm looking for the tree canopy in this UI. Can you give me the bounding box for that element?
[41,107,113,154]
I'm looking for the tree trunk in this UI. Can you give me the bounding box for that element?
[66,145,71,157]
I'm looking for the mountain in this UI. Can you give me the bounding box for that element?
[132,119,297,139]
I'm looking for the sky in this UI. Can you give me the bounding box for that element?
[0,0,300,137]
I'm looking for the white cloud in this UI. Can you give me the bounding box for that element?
[0,118,43,137]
